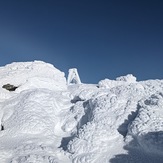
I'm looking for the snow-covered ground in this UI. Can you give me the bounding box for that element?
[0,61,163,163]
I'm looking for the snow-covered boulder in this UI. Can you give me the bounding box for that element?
[116,74,137,83]
[0,61,67,96]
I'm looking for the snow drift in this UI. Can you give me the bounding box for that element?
[0,61,163,163]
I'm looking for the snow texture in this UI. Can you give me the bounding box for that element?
[0,61,163,163]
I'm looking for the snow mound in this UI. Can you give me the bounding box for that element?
[0,61,66,96]
[67,78,163,162]
[127,92,163,155]
[116,74,137,82]
[99,74,137,89]
[0,89,78,162]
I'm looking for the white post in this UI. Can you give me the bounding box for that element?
[67,68,81,85]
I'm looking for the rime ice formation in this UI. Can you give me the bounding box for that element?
[0,61,66,94]
[67,68,81,85]
[0,61,163,163]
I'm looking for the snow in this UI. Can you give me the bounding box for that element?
[0,61,66,96]
[127,93,163,154]
[0,61,163,163]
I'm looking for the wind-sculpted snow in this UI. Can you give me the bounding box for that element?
[68,85,144,163]
[1,89,74,136]
[127,92,163,155]
[0,61,163,163]
[0,89,78,162]
[67,78,163,162]
[0,62,73,163]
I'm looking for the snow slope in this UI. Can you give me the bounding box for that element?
[0,61,163,163]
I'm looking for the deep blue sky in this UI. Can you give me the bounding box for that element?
[0,0,163,83]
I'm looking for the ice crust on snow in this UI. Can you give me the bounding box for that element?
[0,61,163,163]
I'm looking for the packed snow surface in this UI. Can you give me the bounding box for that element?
[0,61,163,163]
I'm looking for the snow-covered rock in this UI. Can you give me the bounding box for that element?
[127,92,163,155]
[116,74,137,83]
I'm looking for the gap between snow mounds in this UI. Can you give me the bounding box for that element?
[117,103,141,138]
[1,125,4,131]
[60,99,92,152]
[59,84,100,152]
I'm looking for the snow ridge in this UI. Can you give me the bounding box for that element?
[0,61,163,163]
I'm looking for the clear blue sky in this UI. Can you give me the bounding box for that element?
[0,0,163,83]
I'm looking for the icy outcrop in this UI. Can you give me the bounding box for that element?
[67,68,81,85]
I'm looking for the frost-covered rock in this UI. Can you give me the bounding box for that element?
[98,74,137,89]
[127,93,163,155]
